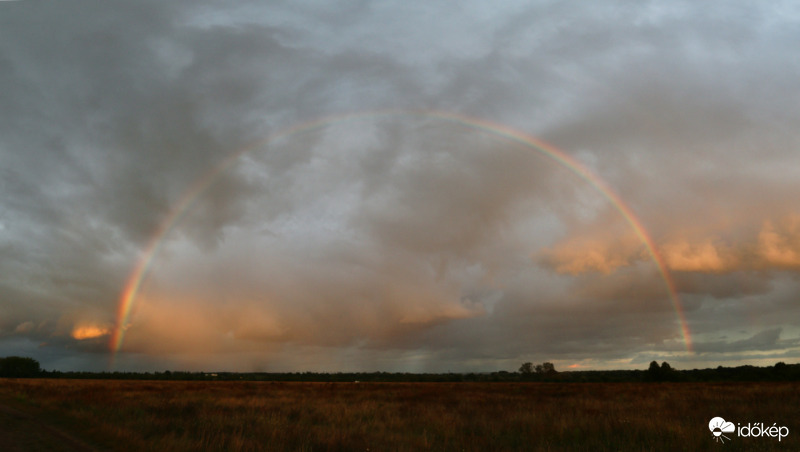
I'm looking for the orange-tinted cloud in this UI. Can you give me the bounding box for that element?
[660,238,737,273]
[121,296,241,355]
[662,216,800,272]
[14,321,35,334]
[71,324,110,340]
[542,216,800,276]
[120,278,484,356]
[757,216,800,268]
[539,236,644,275]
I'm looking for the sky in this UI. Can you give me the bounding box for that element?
[1,1,800,373]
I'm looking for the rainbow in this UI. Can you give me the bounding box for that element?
[109,109,692,362]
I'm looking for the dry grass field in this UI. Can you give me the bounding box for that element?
[0,378,797,451]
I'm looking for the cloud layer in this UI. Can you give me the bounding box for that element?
[1,0,800,371]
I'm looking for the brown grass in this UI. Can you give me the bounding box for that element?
[0,379,797,451]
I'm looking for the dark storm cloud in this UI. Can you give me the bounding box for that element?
[692,328,794,354]
[1,0,799,371]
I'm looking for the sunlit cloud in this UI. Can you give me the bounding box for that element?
[71,324,110,341]
[543,215,800,276]
[14,322,35,334]
[539,234,645,275]
[661,238,737,273]
[757,216,800,268]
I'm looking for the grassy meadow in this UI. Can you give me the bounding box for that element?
[0,379,797,451]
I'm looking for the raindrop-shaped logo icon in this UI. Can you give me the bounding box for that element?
[709,417,735,444]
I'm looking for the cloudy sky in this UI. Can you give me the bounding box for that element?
[2,1,800,372]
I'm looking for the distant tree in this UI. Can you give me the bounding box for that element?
[518,362,558,379]
[660,362,675,381]
[540,362,557,375]
[646,361,674,381]
[0,356,41,378]
[647,361,661,381]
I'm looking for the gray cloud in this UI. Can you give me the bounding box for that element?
[1,0,799,371]
[693,328,790,354]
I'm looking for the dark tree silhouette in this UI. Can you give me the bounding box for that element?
[519,362,557,379]
[539,362,557,375]
[0,356,41,378]
[646,361,674,381]
[519,362,534,374]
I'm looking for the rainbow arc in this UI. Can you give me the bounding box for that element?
[110,110,692,363]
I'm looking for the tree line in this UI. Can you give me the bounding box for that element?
[2,356,800,382]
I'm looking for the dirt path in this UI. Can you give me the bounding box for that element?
[0,399,103,452]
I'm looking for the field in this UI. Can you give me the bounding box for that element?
[0,379,797,451]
